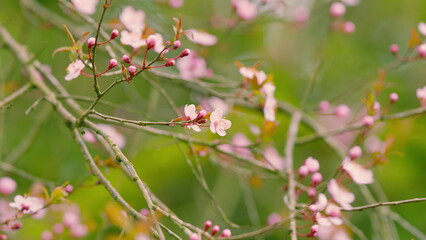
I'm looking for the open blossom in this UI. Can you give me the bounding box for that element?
[176,51,213,80]
[342,159,374,184]
[232,0,257,20]
[327,179,354,209]
[120,30,146,49]
[187,29,217,46]
[71,0,98,15]
[9,195,44,214]
[309,193,328,212]
[261,83,277,121]
[200,97,230,115]
[264,146,285,170]
[152,33,165,53]
[416,86,426,106]
[65,60,85,81]
[317,225,351,240]
[210,108,232,136]
[239,67,267,85]
[120,6,145,32]
[184,104,202,132]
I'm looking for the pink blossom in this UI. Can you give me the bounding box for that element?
[317,225,351,240]
[390,92,399,103]
[200,97,230,115]
[329,2,346,18]
[267,213,282,225]
[70,223,88,238]
[232,133,253,158]
[120,6,146,32]
[232,0,257,20]
[327,179,354,209]
[0,177,17,195]
[63,211,80,227]
[187,29,217,46]
[293,6,310,24]
[220,229,232,237]
[311,172,323,186]
[41,230,53,240]
[176,51,213,80]
[239,67,267,85]
[304,157,320,173]
[97,124,126,149]
[309,193,328,212]
[71,0,99,15]
[308,188,317,198]
[211,225,220,236]
[342,21,356,34]
[65,60,85,81]
[315,212,343,227]
[184,104,202,132]
[189,233,200,240]
[318,100,330,112]
[418,44,426,57]
[325,203,341,218]
[152,33,165,53]
[416,86,426,106]
[210,108,232,136]
[362,115,374,127]
[9,195,44,214]
[82,130,96,143]
[169,0,184,8]
[418,22,426,36]
[389,44,399,55]
[372,101,380,112]
[342,159,374,184]
[264,147,285,170]
[334,104,351,118]
[298,165,309,177]
[135,234,150,240]
[53,223,65,234]
[263,97,277,122]
[120,30,146,49]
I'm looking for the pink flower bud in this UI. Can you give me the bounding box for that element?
[342,21,356,34]
[189,233,199,240]
[390,92,399,103]
[0,234,7,240]
[146,35,157,50]
[41,230,53,240]
[128,66,137,76]
[173,40,182,49]
[140,208,150,216]
[330,2,346,18]
[267,213,282,225]
[211,225,220,236]
[307,188,317,198]
[165,59,176,67]
[64,185,74,194]
[122,55,131,64]
[0,177,17,195]
[318,100,330,112]
[362,115,374,127]
[11,222,22,230]
[53,223,64,234]
[298,165,309,177]
[204,220,212,231]
[417,43,426,57]
[110,29,119,40]
[108,59,118,69]
[304,157,320,173]
[87,37,96,49]
[334,104,351,118]
[179,48,191,57]
[197,110,207,119]
[389,44,399,55]
[348,145,362,160]
[311,172,323,186]
[373,101,381,112]
[220,229,232,237]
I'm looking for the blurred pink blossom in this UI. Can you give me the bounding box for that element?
[416,86,426,106]
[70,223,88,238]
[309,193,328,212]
[327,179,354,209]
[120,6,146,32]
[83,124,126,148]
[65,60,85,81]
[418,22,426,36]
[232,0,258,20]
[169,0,184,8]
[184,104,202,132]
[317,225,351,240]
[176,51,213,80]
[264,146,285,170]
[239,67,267,85]
[120,30,146,49]
[267,213,282,225]
[0,177,17,195]
[71,0,99,15]
[9,195,44,214]
[200,97,230,115]
[342,158,374,184]
[304,157,320,173]
[41,230,53,240]
[187,29,217,46]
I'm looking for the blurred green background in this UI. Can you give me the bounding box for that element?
[1,0,426,239]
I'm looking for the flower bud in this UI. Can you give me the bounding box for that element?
[311,172,323,186]
[298,165,309,177]
[220,229,232,237]
[165,59,176,67]
[417,43,426,57]
[348,145,362,160]
[64,185,73,194]
[87,37,96,49]
[122,55,131,64]
[128,66,137,76]
[307,188,317,198]
[108,59,118,69]
[211,225,220,236]
[179,48,191,57]
[146,35,157,50]
[173,40,181,49]
[0,177,17,195]
[189,233,199,240]
[342,21,356,34]
[318,100,330,112]
[362,115,374,127]
[110,29,119,40]
[389,44,399,55]
[204,220,212,231]
[197,110,207,119]
[334,104,351,118]
[304,157,320,173]
[373,101,381,112]
[330,2,346,18]
[390,92,399,103]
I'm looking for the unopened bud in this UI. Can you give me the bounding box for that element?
[204,220,212,231]
[189,233,199,240]
[110,29,119,40]
[108,59,118,69]
[417,43,426,57]
[307,188,317,198]
[390,92,399,103]
[298,165,309,177]
[362,115,374,127]
[87,37,96,49]
[330,2,346,18]
[165,59,176,67]
[179,48,191,57]
[211,225,220,236]
[146,35,157,50]
[348,145,362,160]
[128,66,137,76]
[390,44,399,55]
[64,185,73,194]
[342,21,356,34]
[122,55,131,64]
[197,110,207,119]
[173,40,181,49]
[311,172,323,186]
[220,229,232,238]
